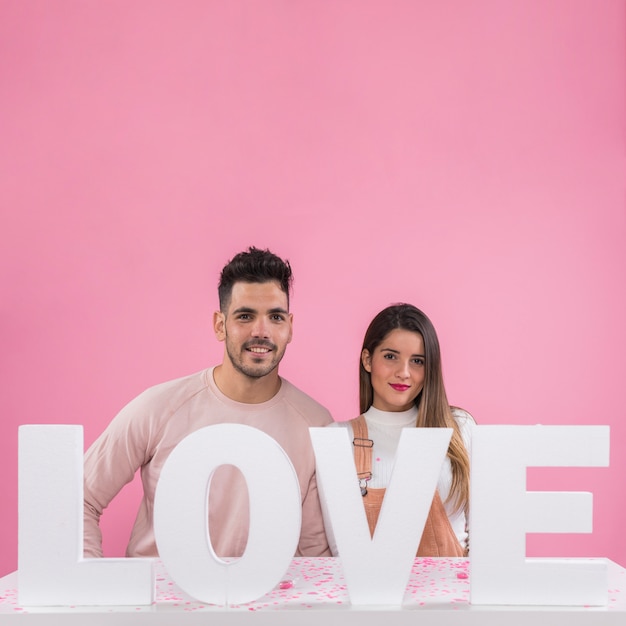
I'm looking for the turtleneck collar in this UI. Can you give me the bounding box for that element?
[364,404,418,427]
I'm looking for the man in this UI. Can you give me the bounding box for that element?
[83,247,332,558]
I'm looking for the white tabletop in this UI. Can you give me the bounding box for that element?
[1,557,625,625]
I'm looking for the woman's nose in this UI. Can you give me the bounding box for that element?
[395,361,410,379]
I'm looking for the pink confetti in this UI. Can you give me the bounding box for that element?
[2,557,623,615]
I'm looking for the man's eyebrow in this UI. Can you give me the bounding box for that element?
[231,307,289,315]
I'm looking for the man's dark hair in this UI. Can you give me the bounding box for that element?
[218,247,293,311]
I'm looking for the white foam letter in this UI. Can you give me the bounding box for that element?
[470,425,609,605]
[310,426,451,605]
[153,424,301,605]
[18,425,154,606]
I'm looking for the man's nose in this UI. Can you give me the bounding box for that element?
[251,318,269,338]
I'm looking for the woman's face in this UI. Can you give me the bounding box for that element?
[362,328,426,412]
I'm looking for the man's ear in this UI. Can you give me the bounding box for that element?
[361,349,372,372]
[213,310,226,341]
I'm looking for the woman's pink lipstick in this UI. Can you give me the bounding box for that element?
[389,384,410,391]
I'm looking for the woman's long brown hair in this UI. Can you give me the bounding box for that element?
[359,304,470,513]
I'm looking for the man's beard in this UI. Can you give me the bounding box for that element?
[225,338,284,379]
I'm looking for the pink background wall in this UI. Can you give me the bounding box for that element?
[1,1,624,576]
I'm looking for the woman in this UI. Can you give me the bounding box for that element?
[347,303,473,556]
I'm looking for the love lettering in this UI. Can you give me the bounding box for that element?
[17,423,609,607]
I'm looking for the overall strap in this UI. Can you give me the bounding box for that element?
[351,415,373,491]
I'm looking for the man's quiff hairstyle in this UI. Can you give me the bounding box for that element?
[218,247,293,312]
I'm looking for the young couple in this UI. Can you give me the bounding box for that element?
[83,247,473,560]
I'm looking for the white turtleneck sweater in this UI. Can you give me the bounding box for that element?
[325,406,474,555]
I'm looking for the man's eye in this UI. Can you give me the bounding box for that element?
[271,314,285,322]
[238,314,251,320]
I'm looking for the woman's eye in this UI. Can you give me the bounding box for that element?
[383,353,395,360]
[412,358,424,365]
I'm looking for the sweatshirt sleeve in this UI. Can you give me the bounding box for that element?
[296,471,332,557]
[83,394,155,557]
